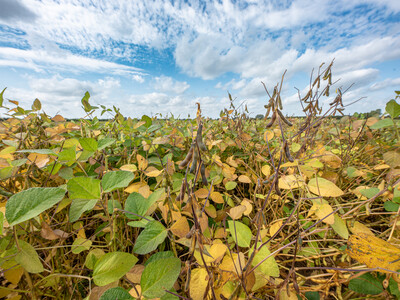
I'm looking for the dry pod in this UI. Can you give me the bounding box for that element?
[283,140,294,162]
[266,111,277,128]
[179,144,194,169]
[277,109,293,126]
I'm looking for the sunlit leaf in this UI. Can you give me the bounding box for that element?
[93,252,138,286]
[67,177,101,200]
[228,220,252,248]
[249,245,279,277]
[133,221,168,255]
[190,268,208,300]
[141,256,181,298]
[6,187,65,226]
[308,177,344,197]
[102,170,134,193]
[347,232,400,272]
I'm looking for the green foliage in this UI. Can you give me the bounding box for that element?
[348,273,384,295]
[5,187,65,226]
[93,252,138,286]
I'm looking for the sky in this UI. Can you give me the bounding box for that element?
[0,0,399,119]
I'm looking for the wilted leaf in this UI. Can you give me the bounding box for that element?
[170,216,190,238]
[347,232,400,272]
[229,205,247,220]
[137,154,148,171]
[238,175,252,183]
[144,166,163,177]
[308,177,344,197]
[383,151,400,168]
[278,175,305,190]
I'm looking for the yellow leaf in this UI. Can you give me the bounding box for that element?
[280,161,298,168]
[124,181,147,194]
[226,156,238,167]
[138,184,150,198]
[120,164,137,172]
[152,136,170,144]
[347,232,400,272]
[170,216,190,238]
[264,130,274,142]
[261,164,271,177]
[315,203,335,224]
[278,175,305,190]
[190,268,209,300]
[4,266,24,285]
[136,154,148,171]
[238,175,252,183]
[270,220,283,237]
[308,177,344,197]
[52,114,65,122]
[229,205,247,220]
[210,191,224,204]
[348,221,374,236]
[220,252,245,276]
[144,166,163,177]
[27,153,50,168]
[241,199,253,216]
[195,188,210,198]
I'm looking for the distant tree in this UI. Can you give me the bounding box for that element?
[255,114,264,119]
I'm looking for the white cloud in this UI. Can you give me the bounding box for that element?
[132,75,145,83]
[370,77,400,91]
[0,46,143,76]
[153,75,189,94]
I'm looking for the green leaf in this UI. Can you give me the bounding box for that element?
[93,252,138,286]
[99,287,133,300]
[79,138,98,152]
[17,149,57,155]
[249,245,279,277]
[124,192,152,220]
[141,256,181,298]
[15,240,43,273]
[305,291,320,300]
[5,187,65,226]
[228,220,252,248]
[0,87,6,107]
[98,138,116,150]
[144,251,175,266]
[107,199,122,214]
[31,98,42,111]
[370,118,395,129]
[85,248,105,269]
[71,238,92,254]
[389,277,400,298]
[384,201,400,212]
[330,214,349,239]
[133,221,168,255]
[78,150,95,161]
[69,199,98,222]
[225,181,237,191]
[359,187,380,199]
[102,171,134,193]
[67,177,101,200]
[0,211,3,235]
[348,273,383,295]
[58,146,76,164]
[386,99,400,118]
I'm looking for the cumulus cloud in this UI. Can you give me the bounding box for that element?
[153,75,189,94]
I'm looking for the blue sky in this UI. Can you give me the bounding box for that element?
[0,0,399,118]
